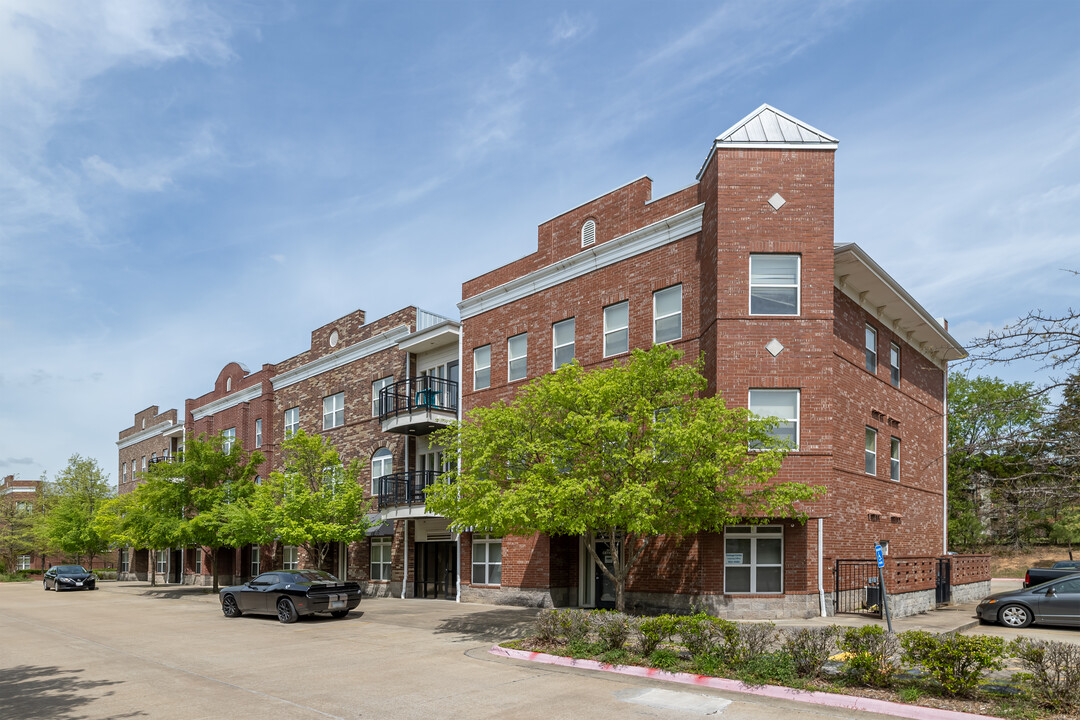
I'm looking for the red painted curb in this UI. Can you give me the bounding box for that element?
[490,645,1001,720]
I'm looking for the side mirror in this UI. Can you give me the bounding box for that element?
[1046,588,1057,597]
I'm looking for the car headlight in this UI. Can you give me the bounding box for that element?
[982,599,997,604]
[59,578,74,584]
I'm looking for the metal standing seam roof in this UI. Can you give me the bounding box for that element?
[697,104,838,179]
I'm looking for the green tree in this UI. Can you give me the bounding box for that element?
[142,433,264,592]
[44,455,114,568]
[425,345,822,612]
[94,477,186,586]
[0,487,38,572]
[247,430,374,571]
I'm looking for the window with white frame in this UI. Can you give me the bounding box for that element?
[283,545,299,570]
[473,346,491,389]
[865,325,877,373]
[724,525,783,593]
[581,219,596,248]
[17,555,30,571]
[370,537,392,581]
[472,535,502,585]
[142,456,147,471]
[372,376,393,417]
[890,437,900,481]
[750,255,800,315]
[323,392,345,430]
[156,550,168,575]
[371,448,393,495]
[151,452,157,464]
[890,343,900,387]
[507,333,528,382]
[119,549,130,573]
[194,549,202,574]
[653,285,682,344]
[250,545,260,576]
[255,419,262,448]
[122,462,126,483]
[222,428,235,454]
[748,389,800,449]
[604,301,629,357]
[552,318,575,369]
[284,407,299,438]
[865,427,877,475]
[15,501,32,514]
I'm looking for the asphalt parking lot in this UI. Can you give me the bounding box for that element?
[0,580,1076,720]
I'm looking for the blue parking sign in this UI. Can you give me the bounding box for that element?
[874,544,885,568]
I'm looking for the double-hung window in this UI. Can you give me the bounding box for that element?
[372,376,393,417]
[865,427,878,475]
[17,555,30,571]
[284,407,299,438]
[370,537,392,581]
[122,462,126,483]
[507,333,527,382]
[371,448,393,495]
[748,389,800,449]
[865,325,878,373]
[472,535,502,585]
[255,419,262,448]
[750,255,800,315]
[473,346,491,389]
[194,549,202,574]
[283,545,299,571]
[119,549,130,573]
[724,525,783,593]
[653,285,682,343]
[323,392,344,430]
[890,437,900,481]
[603,301,629,357]
[552,319,575,368]
[15,501,31,513]
[250,546,261,576]
[222,428,235,454]
[156,550,168,575]
[890,343,901,387]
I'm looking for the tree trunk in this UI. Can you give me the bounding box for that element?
[211,548,220,593]
[149,549,157,586]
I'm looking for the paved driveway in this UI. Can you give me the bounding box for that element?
[1,581,908,720]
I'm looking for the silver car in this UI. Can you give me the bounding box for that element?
[976,574,1080,628]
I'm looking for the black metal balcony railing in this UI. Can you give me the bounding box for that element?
[378,376,458,423]
[148,454,181,465]
[377,470,443,509]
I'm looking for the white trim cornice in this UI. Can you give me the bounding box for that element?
[117,420,176,449]
[271,325,412,390]
[459,203,705,320]
[191,385,263,421]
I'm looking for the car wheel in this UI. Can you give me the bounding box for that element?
[221,594,243,618]
[330,610,349,619]
[999,604,1033,628]
[43,580,48,591]
[276,597,298,624]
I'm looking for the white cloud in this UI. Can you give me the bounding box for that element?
[551,12,594,44]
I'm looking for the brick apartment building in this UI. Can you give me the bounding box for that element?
[453,104,982,617]
[118,105,987,617]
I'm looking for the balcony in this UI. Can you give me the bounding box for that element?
[378,376,458,435]
[377,470,444,518]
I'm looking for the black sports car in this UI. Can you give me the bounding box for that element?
[43,565,97,591]
[219,570,362,623]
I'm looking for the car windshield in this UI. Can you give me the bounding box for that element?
[54,565,88,574]
[285,570,339,583]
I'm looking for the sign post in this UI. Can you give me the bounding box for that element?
[875,544,893,633]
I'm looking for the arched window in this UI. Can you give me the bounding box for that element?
[581,219,596,248]
[371,448,393,495]
[226,377,232,391]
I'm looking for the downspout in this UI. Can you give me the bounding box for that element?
[401,519,409,599]
[401,348,411,601]
[943,363,949,556]
[818,517,827,617]
[456,329,463,603]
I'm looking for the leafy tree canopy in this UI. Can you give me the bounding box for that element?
[44,454,114,566]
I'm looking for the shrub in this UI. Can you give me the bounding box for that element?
[839,625,899,687]
[736,623,778,661]
[648,648,682,671]
[781,626,840,678]
[636,615,679,656]
[899,631,1006,697]
[534,609,562,644]
[592,611,633,652]
[558,609,592,645]
[1009,638,1080,710]
[677,612,735,659]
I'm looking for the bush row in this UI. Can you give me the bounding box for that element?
[531,609,1080,710]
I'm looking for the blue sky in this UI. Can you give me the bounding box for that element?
[2,1,1079,485]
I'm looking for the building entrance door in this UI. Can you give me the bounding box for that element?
[414,541,456,599]
[593,541,618,610]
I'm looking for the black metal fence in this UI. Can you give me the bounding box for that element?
[936,558,952,604]
[377,470,442,509]
[834,559,883,617]
[378,376,458,422]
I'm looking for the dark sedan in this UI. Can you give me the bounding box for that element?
[43,565,97,591]
[219,570,362,624]
[976,574,1080,628]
